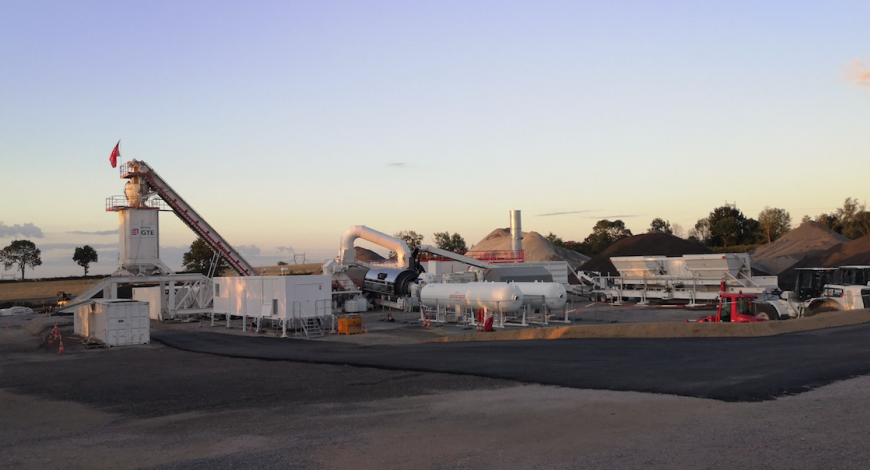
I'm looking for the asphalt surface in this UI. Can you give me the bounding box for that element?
[153,323,870,402]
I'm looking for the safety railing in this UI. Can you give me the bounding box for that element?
[105,195,171,212]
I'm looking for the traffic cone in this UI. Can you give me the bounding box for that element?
[364,323,369,334]
[387,312,394,322]
[57,338,64,354]
[249,322,254,333]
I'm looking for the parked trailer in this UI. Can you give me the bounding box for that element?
[590,253,779,305]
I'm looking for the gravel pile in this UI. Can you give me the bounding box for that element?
[750,222,849,275]
[580,233,712,275]
[471,229,590,269]
[778,234,870,289]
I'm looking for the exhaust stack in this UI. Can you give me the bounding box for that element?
[510,210,523,252]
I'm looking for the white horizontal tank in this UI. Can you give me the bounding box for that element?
[420,282,523,312]
[512,282,567,310]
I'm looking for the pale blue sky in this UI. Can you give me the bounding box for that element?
[1,1,869,277]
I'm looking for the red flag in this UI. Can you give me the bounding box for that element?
[109,140,121,168]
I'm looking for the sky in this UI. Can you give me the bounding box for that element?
[1,0,869,278]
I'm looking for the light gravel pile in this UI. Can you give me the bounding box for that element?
[471,229,589,269]
[750,221,849,275]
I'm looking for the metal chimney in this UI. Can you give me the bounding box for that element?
[510,210,523,252]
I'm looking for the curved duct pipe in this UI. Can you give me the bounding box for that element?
[340,225,412,270]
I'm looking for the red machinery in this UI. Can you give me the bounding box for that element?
[690,281,769,323]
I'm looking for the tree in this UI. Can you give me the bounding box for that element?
[582,220,632,255]
[836,197,870,239]
[72,245,98,276]
[1,240,42,280]
[757,207,791,244]
[545,232,564,246]
[702,205,759,247]
[182,238,229,276]
[433,231,467,253]
[801,215,812,224]
[814,213,842,233]
[277,261,289,266]
[671,223,685,239]
[688,218,711,244]
[649,218,673,234]
[390,230,424,259]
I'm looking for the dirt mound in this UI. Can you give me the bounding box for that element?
[779,234,870,289]
[580,233,712,275]
[471,229,589,269]
[355,246,385,262]
[750,222,849,275]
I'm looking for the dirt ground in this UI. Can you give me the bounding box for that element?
[3,319,870,469]
[0,278,101,303]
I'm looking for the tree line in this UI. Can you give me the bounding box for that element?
[1,241,97,280]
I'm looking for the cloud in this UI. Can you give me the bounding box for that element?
[845,60,870,87]
[67,229,119,236]
[0,222,44,238]
[536,210,598,217]
[39,243,117,250]
[387,162,409,168]
[236,244,261,256]
[276,246,295,253]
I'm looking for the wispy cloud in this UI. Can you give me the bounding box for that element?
[536,210,598,217]
[846,60,870,87]
[39,243,116,250]
[0,222,44,238]
[67,229,119,236]
[387,162,409,168]
[276,246,295,253]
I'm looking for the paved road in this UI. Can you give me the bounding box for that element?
[153,323,870,402]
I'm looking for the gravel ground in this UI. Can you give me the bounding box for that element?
[3,319,870,469]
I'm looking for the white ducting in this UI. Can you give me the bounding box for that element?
[340,225,412,269]
[510,210,523,252]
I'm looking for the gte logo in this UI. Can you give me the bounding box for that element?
[131,228,139,236]
[140,228,156,236]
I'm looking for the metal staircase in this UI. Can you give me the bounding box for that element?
[301,317,324,338]
[119,161,258,276]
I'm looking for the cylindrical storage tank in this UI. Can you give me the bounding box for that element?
[420,282,523,312]
[364,268,418,297]
[510,210,522,252]
[512,282,567,310]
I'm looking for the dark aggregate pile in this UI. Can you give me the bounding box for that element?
[580,233,712,275]
[778,234,870,290]
[355,246,385,262]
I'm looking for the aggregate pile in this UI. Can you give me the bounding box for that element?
[750,222,849,275]
[471,229,590,269]
[355,246,385,262]
[778,234,870,290]
[580,233,712,275]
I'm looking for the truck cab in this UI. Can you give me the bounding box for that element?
[694,292,767,323]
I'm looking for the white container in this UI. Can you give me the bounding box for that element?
[512,282,567,310]
[133,287,163,320]
[74,300,150,346]
[420,282,523,312]
[213,275,332,320]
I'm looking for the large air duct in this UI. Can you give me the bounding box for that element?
[339,225,412,269]
[510,210,523,252]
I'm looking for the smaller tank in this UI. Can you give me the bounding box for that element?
[420,282,523,312]
[512,282,567,310]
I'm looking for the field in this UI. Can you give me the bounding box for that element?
[0,278,102,303]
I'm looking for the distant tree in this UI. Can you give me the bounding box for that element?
[0,240,42,280]
[582,220,632,255]
[814,213,842,234]
[801,215,812,224]
[72,245,98,276]
[649,218,673,234]
[182,238,229,276]
[757,207,791,244]
[390,230,424,259]
[702,205,758,247]
[689,218,711,244]
[433,232,467,252]
[671,223,685,239]
[277,261,289,266]
[546,232,564,247]
[836,197,870,239]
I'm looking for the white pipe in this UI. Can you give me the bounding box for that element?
[340,225,412,269]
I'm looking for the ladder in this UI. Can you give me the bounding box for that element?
[121,160,258,276]
[302,318,324,339]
